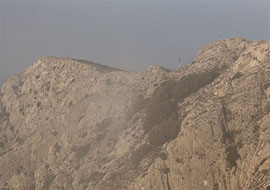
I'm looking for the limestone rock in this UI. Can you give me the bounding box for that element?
[0,39,269,190]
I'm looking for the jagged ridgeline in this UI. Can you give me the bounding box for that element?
[0,38,270,190]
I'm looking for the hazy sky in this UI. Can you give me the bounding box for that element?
[0,0,269,86]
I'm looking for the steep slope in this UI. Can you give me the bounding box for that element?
[131,40,270,190]
[0,39,269,190]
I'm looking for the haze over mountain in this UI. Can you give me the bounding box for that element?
[0,38,269,189]
[1,0,269,86]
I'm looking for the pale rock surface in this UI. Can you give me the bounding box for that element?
[0,38,269,190]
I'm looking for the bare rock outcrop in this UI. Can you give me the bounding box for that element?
[0,39,269,190]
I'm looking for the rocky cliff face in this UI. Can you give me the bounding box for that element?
[0,38,269,190]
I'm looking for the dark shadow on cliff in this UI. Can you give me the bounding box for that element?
[143,71,220,146]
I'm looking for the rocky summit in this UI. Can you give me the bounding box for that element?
[0,38,270,190]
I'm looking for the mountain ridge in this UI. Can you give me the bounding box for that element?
[0,38,269,190]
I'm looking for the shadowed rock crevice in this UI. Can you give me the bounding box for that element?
[143,71,220,146]
[0,100,10,124]
[225,145,240,169]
